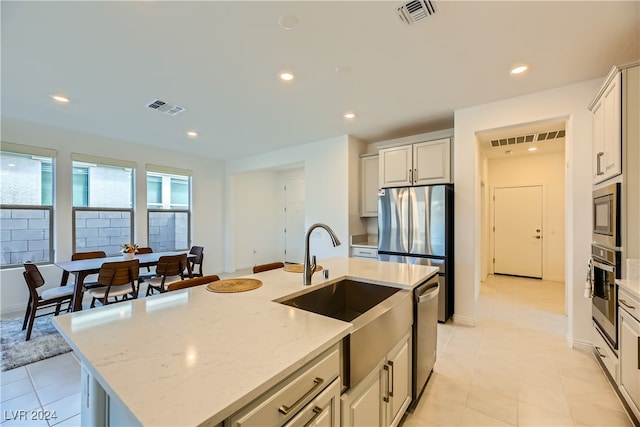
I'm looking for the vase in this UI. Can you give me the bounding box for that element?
[123,252,135,260]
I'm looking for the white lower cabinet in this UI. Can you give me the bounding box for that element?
[592,322,619,383]
[341,363,383,426]
[226,345,340,427]
[351,246,378,259]
[619,287,640,421]
[285,379,341,427]
[341,331,412,427]
[386,335,411,426]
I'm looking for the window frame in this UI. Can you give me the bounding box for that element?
[1,144,56,268]
[145,166,192,252]
[70,154,136,256]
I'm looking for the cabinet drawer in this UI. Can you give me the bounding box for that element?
[284,378,340,427]
[228,346,340,427]
[351,247,378,259]
[593,323,619,383]
[619,287,640,321]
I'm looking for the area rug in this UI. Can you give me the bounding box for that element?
[1,315,72,371]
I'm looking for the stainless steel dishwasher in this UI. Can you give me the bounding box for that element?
[412,275,439,405]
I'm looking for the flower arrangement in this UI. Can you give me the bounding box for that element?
[121,243,138,254]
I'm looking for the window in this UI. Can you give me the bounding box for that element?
[146,166,191,252]
[72,155,135,256]
[1,145,55,267]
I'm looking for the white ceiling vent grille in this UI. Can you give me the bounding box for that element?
[146,99,187,116]
[490,129,565,147]
[396,0,436,25]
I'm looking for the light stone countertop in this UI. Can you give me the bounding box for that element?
[618,279,640,300]
[53,257,438,427]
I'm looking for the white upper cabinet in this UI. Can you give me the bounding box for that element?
[379,138,450,188]
[413,139,451,186]
[590,69,622,184]
[360,155,379,217]
[379,145,413,187]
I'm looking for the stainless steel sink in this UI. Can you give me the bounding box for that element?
[277,279,400,322]
[276,279,412,387]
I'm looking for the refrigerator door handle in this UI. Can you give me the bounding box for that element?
[400,187,410,253]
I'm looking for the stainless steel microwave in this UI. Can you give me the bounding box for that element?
[593,183,621,248]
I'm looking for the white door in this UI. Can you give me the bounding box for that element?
[493,186,542,278]
[284,178,305,264]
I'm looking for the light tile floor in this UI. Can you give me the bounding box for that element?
[405,274,634,427]
[0,274,634,426]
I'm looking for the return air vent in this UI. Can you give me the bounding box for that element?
[146,99,187,116]
[396,0,436,25]
[489,129,565,148]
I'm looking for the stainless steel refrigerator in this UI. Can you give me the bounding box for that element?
[378,184,454,322]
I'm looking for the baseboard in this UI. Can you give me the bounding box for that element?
[452,314,476,326]
[0,304,25,319]
[572,338,593,352]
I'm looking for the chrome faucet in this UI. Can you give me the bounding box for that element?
[303,223,341,286]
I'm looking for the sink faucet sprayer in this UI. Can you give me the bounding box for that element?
[303,223,341,286]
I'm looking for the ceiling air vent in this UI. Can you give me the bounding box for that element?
[146,99,187,116]
[396,0,436,25]
[488,128,565,150]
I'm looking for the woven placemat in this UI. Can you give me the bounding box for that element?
[283,264,323,273]
[206,278,263,293]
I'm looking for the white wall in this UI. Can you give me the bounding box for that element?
[454,78,601,347]
[225,135,358,272]
[487,151,566,282]
[0,118,225,314]
[232,170,283,270]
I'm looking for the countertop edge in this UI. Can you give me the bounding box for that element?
[617,279,640,300]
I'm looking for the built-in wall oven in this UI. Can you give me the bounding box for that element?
[593,183,621,248]
[591,244,622,350]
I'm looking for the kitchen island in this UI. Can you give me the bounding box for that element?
[53,257,438,426]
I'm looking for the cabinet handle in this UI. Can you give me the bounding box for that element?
[303,406,323,427]
[388,361,394,397]
[409,169,413,184]
[413,168,417,183]
[596,152,605,176]
[383,364,390,403]
[278,377,324,415]
[595,346,606,358]
[619,299,636,309]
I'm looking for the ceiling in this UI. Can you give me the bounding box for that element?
[2,1,639,161]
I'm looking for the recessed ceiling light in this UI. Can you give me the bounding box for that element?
[335,65,351,76]
[186,131,198,138]
[278,14,299,30]
[51,94,69,103]
[8,163,16,167]
[344,112,356,120]
[279,72,295,82]
[528,147,538,152]
[510,65,529,75]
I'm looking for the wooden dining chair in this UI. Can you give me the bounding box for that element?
[22,262,74,341]
[71,251,107,289]
[135,247,156,281]
[184,246,204,277]
[253,262,285,274]
[167,275,221,292]
[146,253,189,296]
[87,259,140,308]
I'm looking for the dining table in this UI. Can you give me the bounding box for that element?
[55,251,195,311]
